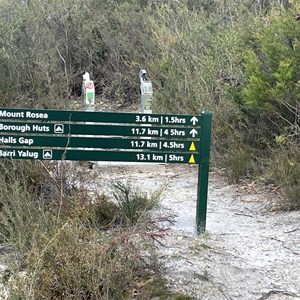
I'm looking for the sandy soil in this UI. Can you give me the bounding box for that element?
[91,163,300,300]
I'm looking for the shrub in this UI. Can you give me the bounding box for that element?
[112,181,161,227]
[225,144,255,184]
[267,142,300,210]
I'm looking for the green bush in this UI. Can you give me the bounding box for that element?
[230,11,300,145]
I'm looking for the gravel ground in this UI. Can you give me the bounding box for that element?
[92,163,300,300]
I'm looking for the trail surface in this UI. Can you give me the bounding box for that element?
[93,163,300,300]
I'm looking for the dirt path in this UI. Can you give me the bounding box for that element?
[92,163,300,300]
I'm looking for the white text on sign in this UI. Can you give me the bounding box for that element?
[0,110,48,119]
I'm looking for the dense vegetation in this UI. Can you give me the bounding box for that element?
[0,0,299,297]
[0,0,299,204]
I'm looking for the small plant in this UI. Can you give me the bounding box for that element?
[225,144,255,184]
[267,142,300,210]
[112,181,161,226]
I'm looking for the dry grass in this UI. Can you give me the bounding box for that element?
[0,160,172,299]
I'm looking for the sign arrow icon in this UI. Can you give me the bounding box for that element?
[190,116,198,126]
[189,154,196,164]
[189,142,196,151]
[190,129,198,138]
[54,124,64,133]
[43,150,53,159]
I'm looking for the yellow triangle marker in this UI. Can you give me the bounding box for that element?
[189,142,196,151]
[189,154,196,164]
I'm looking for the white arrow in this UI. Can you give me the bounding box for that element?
[190,129,198,138]
[190,116,199,126]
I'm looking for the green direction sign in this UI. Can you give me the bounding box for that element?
[0,135,201,152]
[0,147,200,164]
[0,108,200,126]
[0,121,201,138]
[0,107,213,235]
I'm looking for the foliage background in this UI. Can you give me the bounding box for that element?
[0,0,299,203]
